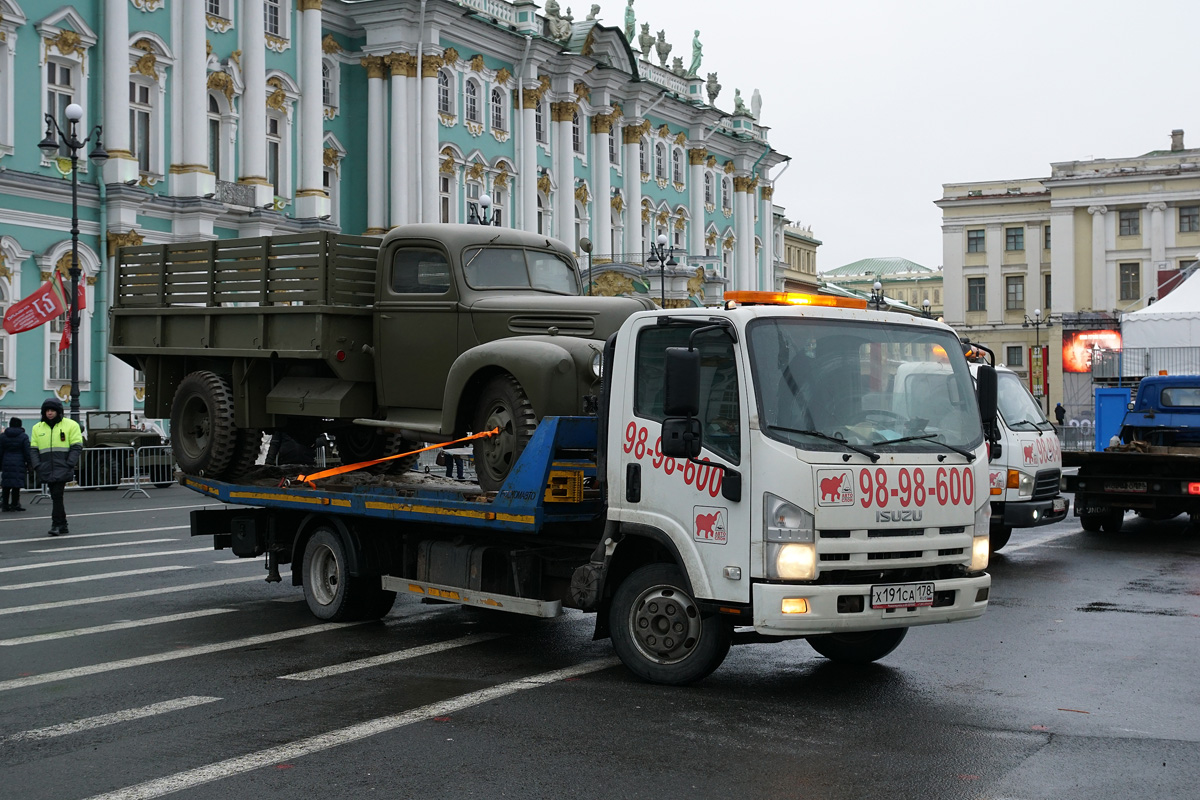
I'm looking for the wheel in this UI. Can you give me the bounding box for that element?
[1101,510,1124,534]
[334,427,385,463]
[1080,513,1104,533]
[378,433,421,475]
[301,528,392,621]
[472,374,536,492]
[225,429,263,479]
[806,628,908,664]
[609,563,732,685]
[170,371,238,478]
[990,525,1013,553]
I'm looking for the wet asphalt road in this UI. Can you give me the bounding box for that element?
[1,487,1197,800]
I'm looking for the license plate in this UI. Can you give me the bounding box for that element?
[1053,497,1068,512]
[871,582,934,609]
[1105,481,1147,493]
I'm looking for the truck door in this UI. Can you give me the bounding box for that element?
[375,246,458,409]
[613,319,751,604]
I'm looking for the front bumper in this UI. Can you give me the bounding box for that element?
[993,496,1069,529]
[751,574,990,635]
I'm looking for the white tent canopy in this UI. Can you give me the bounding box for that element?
[1121,268,1200,374]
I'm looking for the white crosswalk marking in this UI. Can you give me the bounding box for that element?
[1,526,191,545]
[81,658,620,800]
[1002,528,1083,553]
[0,547,212,573]
[30,538,180,553]
[0,566,192,592]
[4,696,222,743]
[7,504,220,524]
[0,608,235,646]
[278,632,507,680]
[0,621,365,693]
[0,572,291,614]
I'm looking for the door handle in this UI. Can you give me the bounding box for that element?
[380,314,392,319]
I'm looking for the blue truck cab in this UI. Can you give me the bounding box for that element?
[1120,376,1200,446]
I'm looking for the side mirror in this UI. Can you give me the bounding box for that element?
[663,347,700,417]
[976,364,998,438]
[661,417,702,458]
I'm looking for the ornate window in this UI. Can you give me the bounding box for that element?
[464,79,479,123]
[672,149,683,184]
[264,0,282,37]
[491,186,505,227]
[572,112,582,153]
[207,95,222,179]
[491,87,505,131]
[129,79,154,173]
[704,172,714,205]
[322,62,332,107]
[655,143,666,179]
[46,61,76,157]
[266,113,283,196]
[608,128,616,164]
[437,70,451,115]
[639,139,647,173]
[537,194,545,235]
[721,177,732,210]
[440,174,452,223]
[535,101,545,143]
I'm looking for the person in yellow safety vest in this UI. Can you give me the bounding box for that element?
[30,397,83,536]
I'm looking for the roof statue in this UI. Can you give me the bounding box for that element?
[654,30,671,67]
[545,0,572,42]
[706,72,721,104]
[671,56,685,76]
[637,23,654,58]
[733,88,748,116]
[587,4,600,20]
[624,0,636,44]
[688,30,702,77]
[751,88,761,121]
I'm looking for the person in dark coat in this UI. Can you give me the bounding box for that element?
[30,398,83,535]
[1054,403,1066,427]
[1,417,33,512]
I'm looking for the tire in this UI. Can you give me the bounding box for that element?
[472,374,537,492]
[301,528,390,621]
[225,429,263,479]
[170,371,238,478]
[334,429,419,475]
[609,564,733,685]
[378,433,421,475]
[1101,510,1124,534]
[807,628,908,664]
[990,525,1013,553]
[1080,513,1104,533]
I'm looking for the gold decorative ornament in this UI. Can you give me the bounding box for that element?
[575,183,590,206]
[107,229,145,258]
[54,252,78,274]
[591,111,617,134]
[573,81,591,102]
[656,210,669,225]
[439,151,457,174]
[206,14,234,33]
[723,235,735,250]
[443,47,459,65]
[673,182,685,193]
[658,124,671,138]
[537,173,552,195]
[0,253,8,280]
[581,27,596,57]
[421,55,444,78]
[467,161,485,181]
[733,176,754,193]
[706,155,716,168]
[323,147,341,171]
[133,38,155,52]
[496,68,512,85]
[385,52,416,77]
[207,71,235,103]
[705,230,717,247]
[298,0,323,10]
[494,162,511,188]
[642,207,651,223]
[361,55,386,79]
[131,52,158,78]
[266,88,287,111]
[611,192,625,213]
[761,186,773,200]
[622,118,651,144]
[592,272,635,297]
[688,148,708,165]
[674,132,687,146]
[230,50,242,67]
[674,217,686,231]
[206,39,213,56]
[468,54,485,72]
[322,35,343,54]
[550,101,578,122]
[687,267,706,299]
[48,30,83,57]
[265,33,289,53]
[723,161,735,174]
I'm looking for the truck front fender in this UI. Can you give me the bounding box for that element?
[441,337,602,435]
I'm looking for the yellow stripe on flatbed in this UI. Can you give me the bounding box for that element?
[363,500,534,525]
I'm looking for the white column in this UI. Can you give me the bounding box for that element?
[239,0,273,206]
[387,53,411,227]
[363,57,387,234]
[985,224,1003,325]
[294,1,328,219]
[102,0,136,184]
[1049,208,1076,314]
[942,225,965,324]
[1088,205,1108,310]
[552,101,575,243]
[688,149,705,258]
[1026,221,1044,313]
[735,179,754,290]
[172,0,213,197]
[1148,201,1167,301]
[519,92,537,232]
[420,54,440,224]
[760,188,775,291]
[591,115,612,256]
[623,126,643,257]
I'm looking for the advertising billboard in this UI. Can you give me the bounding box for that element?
[1062,330,1122,373]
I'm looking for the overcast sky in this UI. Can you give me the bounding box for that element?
[621,0,1200,272]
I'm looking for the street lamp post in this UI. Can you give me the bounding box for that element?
[921,298,933,318]
[646,233,676,306]
[577,237,593,295]
[38,103,107,423]
[1022,308,1054,412]
[466,193,496,225]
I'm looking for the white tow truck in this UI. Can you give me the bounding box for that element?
[189,290,997,685]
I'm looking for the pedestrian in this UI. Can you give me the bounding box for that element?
[1054,403,1066,427]
[1,417,33,512]
[29,398,83,536]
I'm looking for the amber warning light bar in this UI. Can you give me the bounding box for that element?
[724,291,868,310]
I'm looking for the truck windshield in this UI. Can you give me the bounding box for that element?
[747,318,982,454]
[996,371,1052,431]
[461,247,580,295]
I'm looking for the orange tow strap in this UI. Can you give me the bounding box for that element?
[294,428,500,487]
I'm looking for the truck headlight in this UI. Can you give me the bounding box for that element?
[764,495,816,579]
[590,351,603,380]
[971,503,990,571]
[1007,469,1035,498]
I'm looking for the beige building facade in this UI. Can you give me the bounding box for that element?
[778,223,822,292]
[819,257,943,316]
[937,130,1200,413]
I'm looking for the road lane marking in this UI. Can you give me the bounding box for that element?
[0,573,292,614]
[0,547,212,573]
[5,503,222,525]
[0,608,235,646]
[2,526,191,545]
[30,538,180,553]
[83,657,620,800]
[1002,528,1084,553]
[0,621,365,693]
[213,559,258,565]
[278,632,507,681]
[3,696,222,743]
[0,566,193,591]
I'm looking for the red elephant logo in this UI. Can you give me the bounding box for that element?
[820,473,850,503]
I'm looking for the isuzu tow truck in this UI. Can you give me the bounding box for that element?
[187,291,997,684]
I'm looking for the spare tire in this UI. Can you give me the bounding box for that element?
[472,374,536,492]
[170,371,238,478]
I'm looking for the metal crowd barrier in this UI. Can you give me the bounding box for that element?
[20,445,178,502]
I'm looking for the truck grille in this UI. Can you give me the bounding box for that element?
[507,315,595,336]
[1033,469,1060,500]
[814,525,974,576]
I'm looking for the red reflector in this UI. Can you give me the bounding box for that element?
[336,350,347,362]
[1188,482,1200,495]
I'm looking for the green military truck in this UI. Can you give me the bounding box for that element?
[79,410,175,489]
[110,225,649,489]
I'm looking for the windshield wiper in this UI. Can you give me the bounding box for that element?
[873,434,974,465]
[1007,419,1042,432]
[463,235,503,271]
[766,424,879,462]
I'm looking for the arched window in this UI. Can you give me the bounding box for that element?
[437,70,451,114]
[572,112,582,153]
[639,140,647,173]
[322,62,332,106]
[208,95,222,179]
[535,102,545,142]
[722,177,732,210]
[537,194,545,235]
[608,128,616,164]
[491,87,505,131]
[655,143,666,179]
[704,172,714,205]
[672,149,683,184]
[464,80,479,122]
